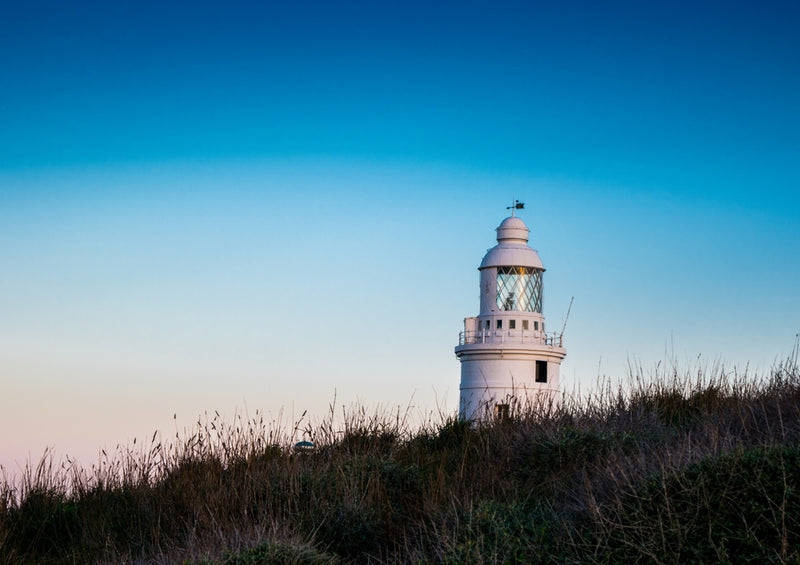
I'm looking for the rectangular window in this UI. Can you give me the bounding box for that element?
[496,319,502,329]
[509,320,516,329]
[534,321,539,331]
[522,320,529,330]
[485,320,490,330]
[536,360,548,383]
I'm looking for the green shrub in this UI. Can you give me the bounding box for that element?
[3,487,82,564]
[597,446,800,564]
[439,499,564,564]
[189,539,340,565]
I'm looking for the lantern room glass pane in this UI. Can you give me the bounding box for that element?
[496,266,542,312]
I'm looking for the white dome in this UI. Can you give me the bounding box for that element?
[496,216,529,242]
[479,216,544,270]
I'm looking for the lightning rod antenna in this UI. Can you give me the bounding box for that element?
[560,296,574,338]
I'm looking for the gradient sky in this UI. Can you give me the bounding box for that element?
[1,1,798,472]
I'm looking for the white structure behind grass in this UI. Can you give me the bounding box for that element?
[455,208,567,420]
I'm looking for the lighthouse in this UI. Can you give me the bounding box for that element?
[455,205,567,420]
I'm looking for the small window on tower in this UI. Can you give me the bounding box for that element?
[485,320,490,330]
[522,320,529,330]
[536,360,548,383]
[509,320,516,330]
[534,321,539,331]
[496,319,503,329]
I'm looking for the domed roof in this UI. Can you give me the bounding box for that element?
[479,216,544,270]
[496,216,529,242]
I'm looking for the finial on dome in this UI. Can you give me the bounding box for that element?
[506,199,524,217]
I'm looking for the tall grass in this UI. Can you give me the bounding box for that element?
[2,355,799,564]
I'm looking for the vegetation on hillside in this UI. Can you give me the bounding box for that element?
[2,354,800,564]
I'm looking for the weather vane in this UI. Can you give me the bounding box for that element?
[506,199,524,216]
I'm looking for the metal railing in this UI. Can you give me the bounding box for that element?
[458,330,564,348]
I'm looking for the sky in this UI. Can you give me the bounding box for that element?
[1,0,799,473]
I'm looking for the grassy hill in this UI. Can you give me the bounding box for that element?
[2,355,800,564]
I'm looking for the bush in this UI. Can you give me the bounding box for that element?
[595,446,800,564]
[189,539,340,565]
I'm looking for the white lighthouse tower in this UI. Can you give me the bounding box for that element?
[455,204,567,420]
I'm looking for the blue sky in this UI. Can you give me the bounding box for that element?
[1,1,798,470]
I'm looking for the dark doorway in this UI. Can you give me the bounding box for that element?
[494,403,510,421]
